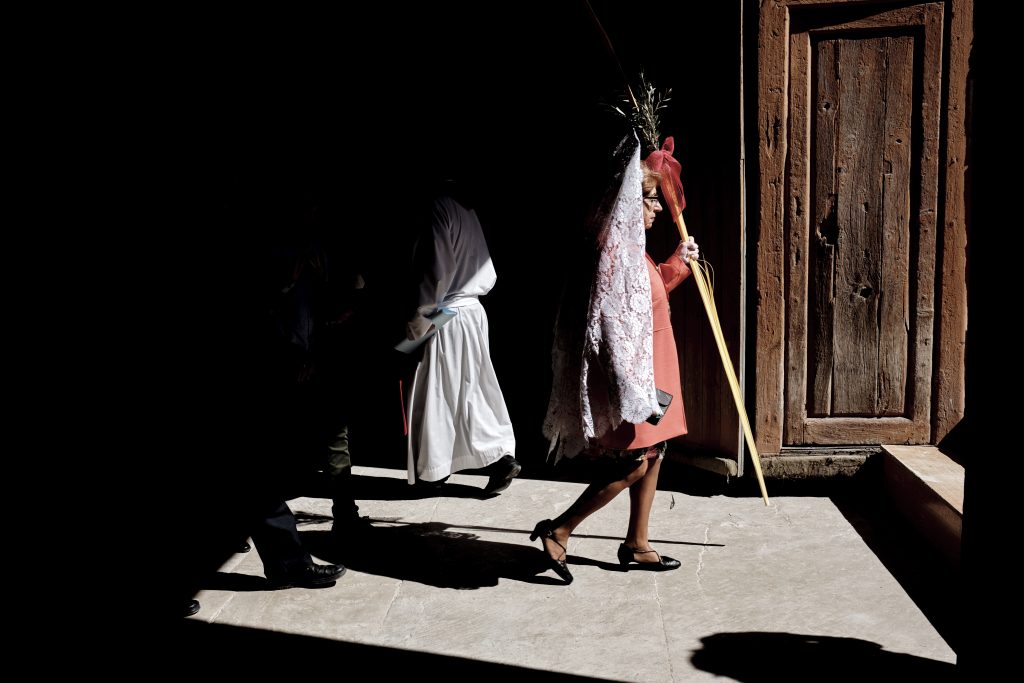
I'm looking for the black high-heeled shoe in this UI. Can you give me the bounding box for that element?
[530,520,573,584]
[617,543,681,571]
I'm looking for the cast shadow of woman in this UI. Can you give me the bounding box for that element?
[301,521,604,588]
[205,517,663,591]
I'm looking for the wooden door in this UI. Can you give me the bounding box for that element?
[755,0,970,454]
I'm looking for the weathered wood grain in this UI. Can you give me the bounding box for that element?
[759,1,962,449]
[755,0,789,455]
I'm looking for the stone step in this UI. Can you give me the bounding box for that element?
[881,444,964,570]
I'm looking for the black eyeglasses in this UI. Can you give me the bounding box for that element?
[643,195,662,207]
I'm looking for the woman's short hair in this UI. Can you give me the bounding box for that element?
[641,161,662,193]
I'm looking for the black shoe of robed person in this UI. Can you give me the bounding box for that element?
[183,599,200,617]
[414,475,449,490]
[267,562,347,588]
[617,543,681,571]
[483,455,522,494]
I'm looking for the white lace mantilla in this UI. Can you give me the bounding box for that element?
[543,136,660,462]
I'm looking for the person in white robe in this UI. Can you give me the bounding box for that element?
[404,190,520,493]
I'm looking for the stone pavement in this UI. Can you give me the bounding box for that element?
[179,465,958,681]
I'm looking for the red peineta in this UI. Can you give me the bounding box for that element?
[643,137,686,213]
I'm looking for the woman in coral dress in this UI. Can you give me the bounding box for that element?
[538,142,699,583]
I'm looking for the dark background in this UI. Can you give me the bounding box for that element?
[60,3,994,672]
[137,1,745,609]
[144,1,742,471]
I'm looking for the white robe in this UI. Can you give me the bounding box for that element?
[406,196,516,483]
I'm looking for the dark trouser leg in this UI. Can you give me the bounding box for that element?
[250,499,311,579]
[330,471,361,524]
[321,397,361,524]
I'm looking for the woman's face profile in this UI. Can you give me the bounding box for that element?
[642,187,663,230]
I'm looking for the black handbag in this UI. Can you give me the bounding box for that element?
[646,388,673,425]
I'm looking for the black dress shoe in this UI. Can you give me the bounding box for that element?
[268,562,347,588]
[237,541,251,553]
[183,599,200,617]
[484,455,522,494]
[617,543,681,571]
[530,520,573,584]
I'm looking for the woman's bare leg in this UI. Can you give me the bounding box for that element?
[540,459,648,563]
[624,457,664,563]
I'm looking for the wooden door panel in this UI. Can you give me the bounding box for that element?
[831,35,891,416]
[789,3,941,444]
[816,34,915,417]
[757,0,968,454]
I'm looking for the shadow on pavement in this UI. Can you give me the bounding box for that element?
[175,620,605,680]
[302,523,564,588]
[690,631,956,681]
